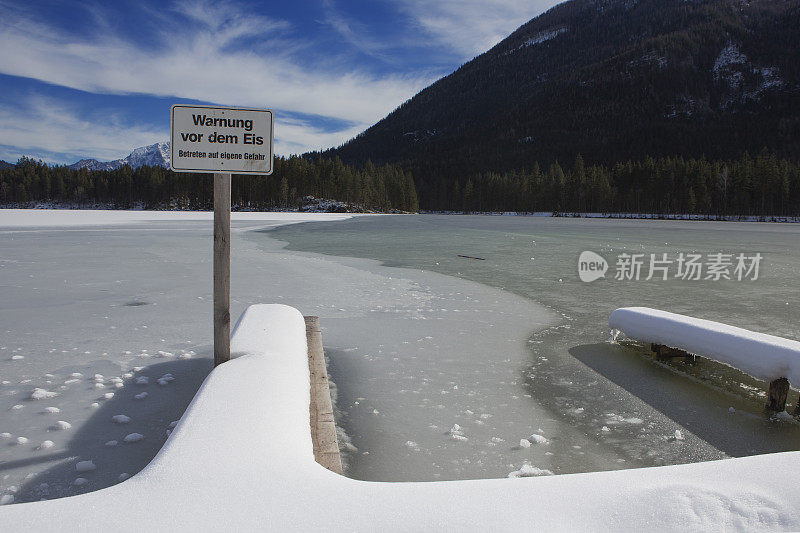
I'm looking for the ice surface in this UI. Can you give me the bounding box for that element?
[273,215,800,482]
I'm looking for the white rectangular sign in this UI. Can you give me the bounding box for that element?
[170,105,274,175]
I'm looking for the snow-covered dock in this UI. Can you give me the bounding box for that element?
[3,304,800,530]
[610,307,800,411]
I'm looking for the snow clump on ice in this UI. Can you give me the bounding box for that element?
[507,462,554,478]
[112,415,131,424]
[449,424,468,442]
[75,460,96,473]
[529,434,549,445]
[30,388,57,400]
[124,433,144,443]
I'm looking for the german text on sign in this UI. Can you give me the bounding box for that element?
[170,105,274,175]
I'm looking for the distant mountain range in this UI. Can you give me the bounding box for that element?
[68,142,170,171]
[327,0,800,185]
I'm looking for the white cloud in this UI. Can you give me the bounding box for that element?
[0,0,433,157]
[0,95,365,164]
[0,97,167,164]
[392,0,559,58]
[273,117,362,156]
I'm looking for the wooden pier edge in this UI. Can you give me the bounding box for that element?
[304,316,344,474]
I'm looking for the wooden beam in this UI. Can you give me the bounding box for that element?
[305,316,343,474]
[213,172,231,367]
[651,343,692,361]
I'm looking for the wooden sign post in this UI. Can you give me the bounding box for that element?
[170,105,274,366]
[213,172,231,367]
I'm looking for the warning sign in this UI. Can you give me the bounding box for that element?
[170,105,274,175]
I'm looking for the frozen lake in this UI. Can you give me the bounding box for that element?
[1,212,799,503]
[272,215,800,480]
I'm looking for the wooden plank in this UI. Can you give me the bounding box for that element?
[305,316,343,474]
[213,172,231,367]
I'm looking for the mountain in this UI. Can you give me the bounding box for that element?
[69,142,170,171]
[327,0,800,191]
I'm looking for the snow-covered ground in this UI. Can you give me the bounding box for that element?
[2,304,799,531]
[0,209,355,228]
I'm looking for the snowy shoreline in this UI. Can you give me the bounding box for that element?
[2,304,798,531]
[0,208,359,228]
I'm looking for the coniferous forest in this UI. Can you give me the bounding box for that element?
[422,151,800,218]
[2,151,799,218]
[0,156,419,213]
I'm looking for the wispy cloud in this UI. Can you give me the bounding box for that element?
[321,0,393,62]
[0,0,561,161]
[274,116,363,156]
[392,0,556,58]
[0,0,433,155]
[0,96,167,164]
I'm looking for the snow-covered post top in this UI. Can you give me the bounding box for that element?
[610,307,800,384]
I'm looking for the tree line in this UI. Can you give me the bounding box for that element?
[0,156,419,213]
[422,151,800,218]
[3,151,799,218]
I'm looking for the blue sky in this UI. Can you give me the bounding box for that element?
[0,0,559,164]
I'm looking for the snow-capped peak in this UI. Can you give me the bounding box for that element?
[69,142,170,171]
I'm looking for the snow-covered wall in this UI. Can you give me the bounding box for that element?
[610,307,800,385]
[3,304,800,531]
